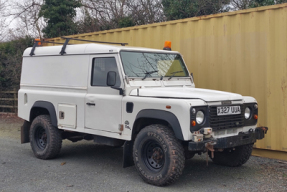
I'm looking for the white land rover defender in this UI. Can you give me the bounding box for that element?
[19,38,268,186]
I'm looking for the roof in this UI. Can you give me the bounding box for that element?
[23,43,179,57]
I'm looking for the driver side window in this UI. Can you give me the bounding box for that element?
[91,57,121,87]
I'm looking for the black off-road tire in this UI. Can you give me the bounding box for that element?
[30,115,62,159]
[133,124,185,186]
[209,144,253,167]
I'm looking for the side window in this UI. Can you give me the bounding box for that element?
[91,57,121,87]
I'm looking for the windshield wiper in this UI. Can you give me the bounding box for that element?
[142,70,158,80]
[168,71,183,80]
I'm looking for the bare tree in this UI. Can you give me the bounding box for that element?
[230,0,287,10]
[5,0,44,39]
[0,0,8,41]
[129,0,164,25]
[230,0,254,10]
[81,0,165,30]
[81,0,128,29]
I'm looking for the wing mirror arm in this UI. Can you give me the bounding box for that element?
[111,87,124,95]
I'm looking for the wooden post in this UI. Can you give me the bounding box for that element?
[0,90,2,113]
[14,88,17,114]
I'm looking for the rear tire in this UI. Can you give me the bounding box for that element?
[133,124,185,186]
[30,115,62,159]
[209,144,253,167]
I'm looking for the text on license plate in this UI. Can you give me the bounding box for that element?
[217,106,241,116]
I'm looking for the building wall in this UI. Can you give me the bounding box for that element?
[47,3,287,160]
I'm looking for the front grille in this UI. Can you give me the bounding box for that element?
[209,105,244,131]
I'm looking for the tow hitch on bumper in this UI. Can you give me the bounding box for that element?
[188,127,268,151]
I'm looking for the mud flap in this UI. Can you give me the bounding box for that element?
[123,140,134,168]
[21,121,31,144]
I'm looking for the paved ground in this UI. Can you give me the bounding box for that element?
[0,115,287,192]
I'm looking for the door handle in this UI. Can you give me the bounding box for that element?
[86,103,95,106]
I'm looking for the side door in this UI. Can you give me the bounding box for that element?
[85,55,123,134]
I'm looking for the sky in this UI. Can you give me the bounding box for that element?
[0,0,85,41]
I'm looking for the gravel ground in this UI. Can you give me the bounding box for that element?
[0,115,287,192]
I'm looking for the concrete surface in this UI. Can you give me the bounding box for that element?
[0,115,286,192]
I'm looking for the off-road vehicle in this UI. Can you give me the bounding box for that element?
[19,38,268,186]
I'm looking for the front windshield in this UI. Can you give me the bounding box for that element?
[120,51,189,78]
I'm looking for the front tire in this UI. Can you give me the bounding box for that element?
[133,124,185,186]
[30,115,62,159]
[210,144,253,167]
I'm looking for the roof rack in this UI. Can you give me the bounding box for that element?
[29,40,66,56]
[29,37,128,56]
[59,37,128,55]
[29,41,39,56]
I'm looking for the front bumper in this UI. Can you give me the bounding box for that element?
[188,127,268,151]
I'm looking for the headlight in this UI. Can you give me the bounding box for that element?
[245,107,251,119]
[196,111,205,124]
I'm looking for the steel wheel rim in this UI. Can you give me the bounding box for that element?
[142,140,165,172]
[35,126,47,150]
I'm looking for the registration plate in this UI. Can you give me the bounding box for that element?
[217,106,241,116]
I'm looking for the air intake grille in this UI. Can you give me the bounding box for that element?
[209,105,244,131]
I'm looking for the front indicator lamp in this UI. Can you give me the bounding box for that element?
[254,114,258,120]
[191,120,196,127]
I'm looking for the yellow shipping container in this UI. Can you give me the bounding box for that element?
[47,3,287,161]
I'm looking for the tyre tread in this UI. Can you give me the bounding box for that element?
[30,115,62,159]
[133,124,185,186]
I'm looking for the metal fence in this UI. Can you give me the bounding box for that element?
[0,89,18,114]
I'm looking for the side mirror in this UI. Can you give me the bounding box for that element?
[107,71,117,86]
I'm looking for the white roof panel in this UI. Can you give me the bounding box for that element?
[23,43,179,57]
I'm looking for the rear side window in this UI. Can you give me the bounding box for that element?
[91,57,121,87]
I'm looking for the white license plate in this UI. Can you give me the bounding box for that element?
[217,106,241,116]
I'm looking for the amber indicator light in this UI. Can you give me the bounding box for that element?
[191,120,196,127]
[166,105,171,109]
[254,114,258,120]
